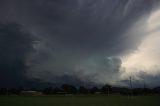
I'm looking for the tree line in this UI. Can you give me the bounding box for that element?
[1,84,160,96]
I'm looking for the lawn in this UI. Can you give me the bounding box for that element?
[0,95,160,106]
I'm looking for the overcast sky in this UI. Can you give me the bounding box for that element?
[1,0,160,88]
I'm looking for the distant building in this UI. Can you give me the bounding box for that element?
[21,91,42,96]
[94,92,101,94]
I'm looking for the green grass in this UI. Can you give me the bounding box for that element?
[0,95,160,106]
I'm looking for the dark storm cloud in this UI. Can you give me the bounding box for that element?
[10,0,155,54]
[0,23,34,87]
[0,0,160,87]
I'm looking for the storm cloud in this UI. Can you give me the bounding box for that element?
[0,23,34,87]
[1,0,160,87]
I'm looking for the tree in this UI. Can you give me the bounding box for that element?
[53,87,62,94]
[129,76,133,96]
[43,87,54,95]
[8,88,20,95]
[0,88,8,95]
[101,84,112,95]
[90,87,99,94]
[61,84,77,94]
[78,86,88,94]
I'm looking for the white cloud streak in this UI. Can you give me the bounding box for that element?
[120,9,160,82]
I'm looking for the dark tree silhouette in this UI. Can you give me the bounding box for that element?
[0,88,8,95]
[43,87,54,95]
[153,87,160,94]
[101,84,112,95]
[8,88,20,95]
[61,84,77,94]
[90,87,99,94]
[53,87,62,94]
[78,86,89,94]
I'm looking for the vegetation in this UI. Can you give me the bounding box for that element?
[0,95,160,106]
[1,84,160,106]
[1,84,160,96]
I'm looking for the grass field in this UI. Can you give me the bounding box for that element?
[0,95,160,106]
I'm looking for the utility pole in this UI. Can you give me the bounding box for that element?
[143,80,146,89]
[107,87,109,96]
[129,76,133,97]
[143,80,146,95]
